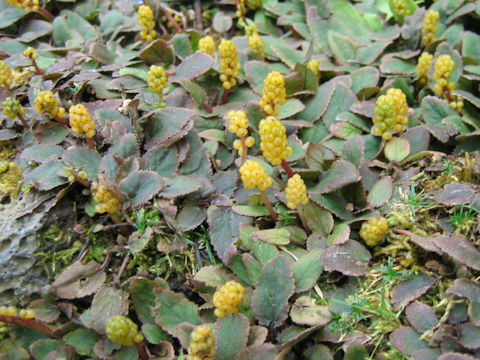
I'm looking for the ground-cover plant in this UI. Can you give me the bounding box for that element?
[0,0,480,359]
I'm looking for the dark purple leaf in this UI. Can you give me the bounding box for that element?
[319,240,371,276]
[406,302,438,332]
[434,235,480,271]
[434,183,475,205]
[390,327,428,355]
[391,273,436,310]
[447,279,480,325]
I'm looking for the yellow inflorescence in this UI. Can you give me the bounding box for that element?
[92,182,122,214]
[307,59,320,77]
[248,32,264,58]
[138,5,157,43]
[359,217,389,246]
[416,52,433,85]
[18,309,35,319]
[285,174,309,209]
[69,104,96,139]
[5,0,27,8]
[23,47,38,60]
[227,110,249,138]
[372,88,409,141]
[236,0,246,18]
[188,325,216,360]
[148,65,168,95]
[248,0,262,9]
[422,10,440,47]
[0,306,18,317]
[213,280,245,318]
[105,315,144,346]
[392,0,408,16]
[433,54,463,110]
[34,90,65,119]
[259,71,286,116]
[2,97,25,120]
[219,40,241,90]
[239,159,272,191]
[198,36,216,57]
[259,116,292,166]
[0,61,12,89]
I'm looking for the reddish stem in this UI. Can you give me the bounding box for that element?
[34,5,54,21]
[0,315,57,338]
[221,88,229,104]
[164,11,182,32]
[204,103,213,113]
[31,59,42,75]
[259,190,278,221]
[391,228,416,237]
[281,160,294,178]
[134,342,149,360]
[240,137,247,165]
[442,85,453,103]
[86,137,95,150]
[17,113,29,129]
[75,175,90,188]
[53,115,68,125]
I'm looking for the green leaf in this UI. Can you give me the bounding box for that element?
[322,83,357,128]
[232,205,270,217]
[252,255,294,327]
[139,39,175,66]
[29,339,64,360]
[215,314,250,360]
[327,31,357,65]
[330,121,363,139]
[63,329,101,357]
[207,206,251,263]
[114,346,138,360]
[143,145,178,178]
[290,296,330,326]
[251,228,290,245]
[52,10,96,46]
[141,324,171,344]
[244,61,274,94]
[344,344,368,360]
[309,193,353,220]
[429,43,463,83]
[327,223,350,246]
[310,160,361,194]
[212,11,233,33]
[178,203,207,231]
[293,249,324,292]
[367,176,393,208]
[342,135,364,168]
[170,52,215,82]
[17,20,52,42]
[159,175,204,199]
[462,31,480,64]
[180,79,207,107]
[384,137,410,162]
[297,81,334,123]
[320,240,371,276]
[277,98,305,119]
[350,66,380,94]
[302,202,334,238]
[153,287,202,338]
[120,171,164,208]
[0,8,25,29]
[284,63,318,95]
[130,278,161,324]
[171,33,193,59]
[88,286,129,333]
[271,44,305,68]
[62,147,100,181]
[23,159,68,191]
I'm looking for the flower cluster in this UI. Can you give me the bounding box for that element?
[372,88,409,141]
[138,5,156,42]
[239,159,272,191]
[0,61,12,89]
[392,0,408,16]
[23,46,38,60]
[227,110,255,157]
[34,90,65,119]
[198,36,215,57]
[259,71,286,116]
[148,65,168,95]
[92,182,122,214]
[219,39,241,90]
[6,0,39,12]
[188,325,216,360]
[285,174,309,209]
[422,10,440,47]
[69,104,96,139]
[2,97,25,120]
[248,32,264,58]
[0,305,35,319]
[235,0,246,19]
[416,52,433,85]
[105,315,144,346]
[359,217,389,246]
[307,59,320,77]
[433,54,463,110]
[212,280,245,318]
[259,116,292,166]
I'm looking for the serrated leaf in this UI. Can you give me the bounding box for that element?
[329,121,362,139]
[250,228,290,245]
[244,61,274,94]
[310,160,361,194]
[342,135,364,168]
[302,202,334,238]
[29,339,64,360]
[207,206,251,263]
[384,137,410,162]
[170,52,215,82]
[63,329,101,357]
[62,147,101,181]
[159,175,203,199]
[178,204,207,231]
[320,240,371,276]
[143,145,178,178]
[153,287,202,339]
[344,344,368,360]
[293,249,324,292]
[327,31,357,65]
[290,296,330,326]
[120,171,164,208]
[271,44,304,68]
[367,176,393,208]
[434,234,480,271]
[390,327,428,355]
[130,278,161,324]
[327,223,350,246]
[405,302,438,333]
[139,39,175,66]
[298,81,334,123]
[88,286,129,334]
[391,273,436,310]
[238,344,277,360]
[252,255,294,327]
[215,314,250,360]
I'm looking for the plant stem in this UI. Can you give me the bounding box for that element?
[86,137,95,150]
[240,137,247,165]
[53,115,68,125]
[281,159,294,178]
[134,341,149,360]
[259,189,278,221]
[16,113,29,128]
[31,59,42,75]
[113,253,130,288]
[0,316,56,338]
[34,5,54,21]
[442,85,453,103]
[164,11,182,32]
[109,213,122,224]
[221,88,229,104]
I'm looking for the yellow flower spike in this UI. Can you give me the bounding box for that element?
[219,39,241,92]
[248,32,264,58]
[372,89,409,141]
[106,315,143,346]
[392,0,409,16]
[69,104,96,149]
[239,159,272,191]
[213,280,245,318]
[23,47,38,61]
[226,110,249,138]
[34,90,65,120]
[432,54,463,110]
[148,65,168,95]
[285,174,309,209]
[416,52,433,85]
[235,0,246,19]
[0,61,12,89]
[422,10,440,46]
[360,217,389,246]
[259,116,292,166]
[259,71,286,116]
[307,59,320,78]
[188,325,216,360]
[92,182,122,214]
[198,36,216,56]
[138,5,157,43]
